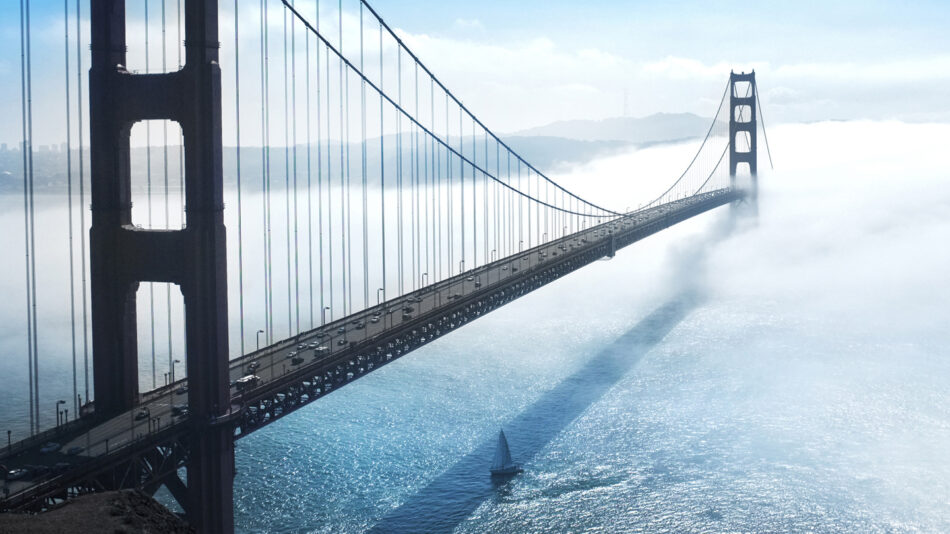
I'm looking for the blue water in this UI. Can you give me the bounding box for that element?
[2,122,948,532]
[228,123,950,532]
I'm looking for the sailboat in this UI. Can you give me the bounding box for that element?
[490,429,524,476]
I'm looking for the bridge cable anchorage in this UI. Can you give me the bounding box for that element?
[755,87,775,170]
[279,0,619,219]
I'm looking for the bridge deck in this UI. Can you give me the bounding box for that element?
[0,188,742,511]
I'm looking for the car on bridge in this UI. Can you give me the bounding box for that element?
[6,468,29,481]
[236,375,261,392]
[39,442,61,454]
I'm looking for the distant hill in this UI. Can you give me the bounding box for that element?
[511,112,711,144]
[498,136,631,172]
[0,114,712,193]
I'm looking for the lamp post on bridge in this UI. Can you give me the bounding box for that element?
[55,400,65,427]
[322,306,330,326]
[420,273,428,288]
[256,330,264,352]
[377,288,385,306]
[171,359,181,383]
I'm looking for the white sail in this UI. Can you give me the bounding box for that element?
[491,429,514,470]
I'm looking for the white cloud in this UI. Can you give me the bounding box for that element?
[452,18,484,32]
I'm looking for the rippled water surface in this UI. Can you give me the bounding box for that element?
[232,123,950,533]
[1,122,946,532]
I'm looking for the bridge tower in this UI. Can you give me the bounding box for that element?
[729,71,758,202]
[89,0,233,531]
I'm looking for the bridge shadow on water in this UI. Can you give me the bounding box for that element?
[368,291,702,533]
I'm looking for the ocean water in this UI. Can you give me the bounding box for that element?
[230,122,950,532]
[1,121,948,532]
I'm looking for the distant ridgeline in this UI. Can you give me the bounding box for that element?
[0,112,711,193]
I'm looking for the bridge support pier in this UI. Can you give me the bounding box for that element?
[729,71,758,208]
[89,1,233,532]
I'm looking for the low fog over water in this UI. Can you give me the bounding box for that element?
[1,120,948,531]
[230,120,950,532]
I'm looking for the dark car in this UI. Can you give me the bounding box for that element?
[6,468,29,481]
[39,442,61,454]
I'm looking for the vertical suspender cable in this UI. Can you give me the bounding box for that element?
[234,0,245,355]
[345,6,353,317]
[261,0,274,343]
[483,130,488,265]
[459,107,464,272]
[445,91,450,277]
[378,20,385,304]
[76,0,90,407]
[326,39,333,322]
[340,0,351,317]
[20,0,35,435]
[517,161,522,251]
[316,1,324,326]
[64,0,78,414]
[26,0,41,433]
[291,1,301,335]
[260,0,269,342]
[422,88,432,283]
[283,5,292,336]
[397,49,403,294]
[162,0,173,378]
[145,0,156,390]
[305,6,313,329]
[360,3,369,310]
[412,64,419,290]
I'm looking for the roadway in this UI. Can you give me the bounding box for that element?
[0,188,741,509]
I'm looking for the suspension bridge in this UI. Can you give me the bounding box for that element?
[0,0,770,531]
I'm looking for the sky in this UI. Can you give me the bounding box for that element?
[1,0,949,148]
